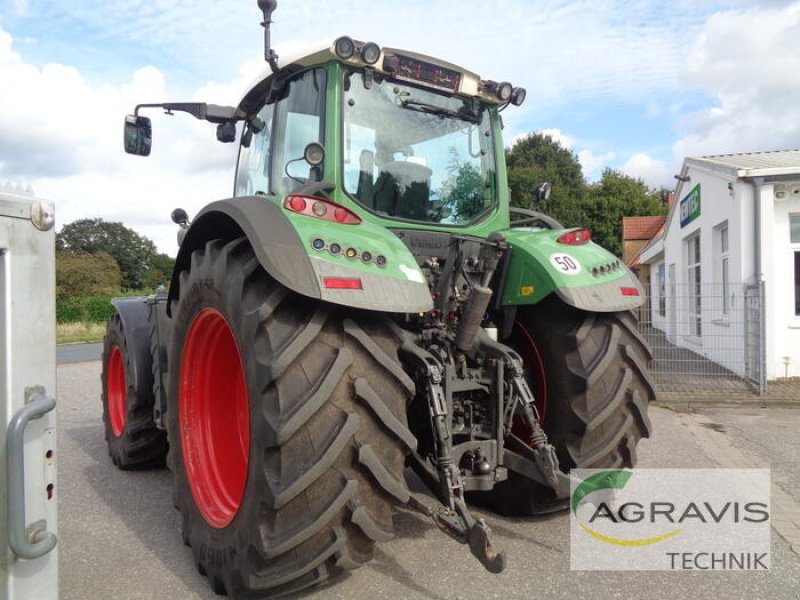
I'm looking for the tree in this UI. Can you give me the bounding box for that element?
[584,169,667,256]
[144,253,176,289]
[506,133,586,227]
[439,149,486,222]
[56,251,121,300]
[506,134,668,257]
[57,219,158,289]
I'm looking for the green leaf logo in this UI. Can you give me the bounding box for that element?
[572,470,683,546]
[571,470,632,515]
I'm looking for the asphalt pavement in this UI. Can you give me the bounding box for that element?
[57,342,103,365]
[57,359,800,600]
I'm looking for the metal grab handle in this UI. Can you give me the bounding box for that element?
[7,392,57,559]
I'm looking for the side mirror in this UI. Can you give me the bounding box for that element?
[123,115,152,156]
[534,182,552,204]
[171,208,190,226]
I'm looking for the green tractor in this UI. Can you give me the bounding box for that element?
[102,1,654,596]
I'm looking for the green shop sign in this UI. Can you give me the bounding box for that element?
[679,184,701,228]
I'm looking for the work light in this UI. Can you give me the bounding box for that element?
[334,36,355,59]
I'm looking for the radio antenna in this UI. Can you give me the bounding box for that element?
[257,0,279,73]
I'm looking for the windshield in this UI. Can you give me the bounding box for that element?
[342,70,497,225]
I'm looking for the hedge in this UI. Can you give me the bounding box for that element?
[56,290,154,324]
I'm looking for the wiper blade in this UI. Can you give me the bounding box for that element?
[400,99,480,123]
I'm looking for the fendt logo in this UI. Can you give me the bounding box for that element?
[570,469,771,571]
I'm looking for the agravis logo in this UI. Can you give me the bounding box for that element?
[570,469,771,571]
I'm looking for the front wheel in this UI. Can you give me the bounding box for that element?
[487,297,655,515]
[167,238,416,598]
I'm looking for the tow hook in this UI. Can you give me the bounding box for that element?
[409,490,506,573]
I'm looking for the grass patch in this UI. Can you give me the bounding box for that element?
[657,402,675,412]
[57,321,105,345]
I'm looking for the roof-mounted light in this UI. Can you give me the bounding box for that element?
[497,82,513,101]
[360,42,381,65]
[483,80,513,102]
[334,36,355,60]
[511,87,527,106]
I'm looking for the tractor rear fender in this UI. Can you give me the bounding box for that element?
[497,228,644,312]
[167,196,433,315]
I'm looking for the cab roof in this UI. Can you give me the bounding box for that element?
[237,38,508,117]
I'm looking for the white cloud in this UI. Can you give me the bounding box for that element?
[19,1,709,105]
[0,28,167,179]
[578,149,616,180]
[0,26,236,254]
[535,128,575,150]
[621,153,675,188]
[673,3,800,158]
[5,1,800,254]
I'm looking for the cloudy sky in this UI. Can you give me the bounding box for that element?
[1,0,799,253]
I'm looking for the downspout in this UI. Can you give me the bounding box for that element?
[752,176,763,282]
[751,176,767,395]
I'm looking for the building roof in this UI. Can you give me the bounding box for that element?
[688,150,800,178]
[623,216,666,241]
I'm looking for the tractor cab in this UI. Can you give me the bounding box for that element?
[232,39,525,232]
[125,36,526,235]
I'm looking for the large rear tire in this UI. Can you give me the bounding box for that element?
[101,313,168,469]
[167,237,415,598]
[488,297,655,515]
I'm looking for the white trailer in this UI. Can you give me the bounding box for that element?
[0,184,58,600]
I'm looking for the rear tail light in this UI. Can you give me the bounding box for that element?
[556,228,591,245]
[620,287,640,296]
[284,195,361,224]
[323,277,363,290]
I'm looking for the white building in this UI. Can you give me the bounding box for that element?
[640,150,800,382]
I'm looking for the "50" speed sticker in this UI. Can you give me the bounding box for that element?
[549,253,582,275]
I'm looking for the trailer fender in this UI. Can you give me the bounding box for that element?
[168,196,433,314]
[498,228,643,312]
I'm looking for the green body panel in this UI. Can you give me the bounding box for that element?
[498,228,644,312]
[285,207,428,284]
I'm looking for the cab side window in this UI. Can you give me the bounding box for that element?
[273,69,326,195]
[235,103,274,197]
[234,68,326,197]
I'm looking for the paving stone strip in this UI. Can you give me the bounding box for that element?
[679,412,800,556]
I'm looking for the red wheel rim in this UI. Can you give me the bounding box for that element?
[107,346,127,437]
[180,308,250,528]
[510,320,548,430]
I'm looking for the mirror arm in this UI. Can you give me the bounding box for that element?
[134,103,239,124]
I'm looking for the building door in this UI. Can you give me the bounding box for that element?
[744,282,764,390]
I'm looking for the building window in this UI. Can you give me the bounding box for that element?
[791,214,800,317]
[795,252,800,317]
[687,233,701,337]
[717,223,729,316]
[657,263,666,316]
